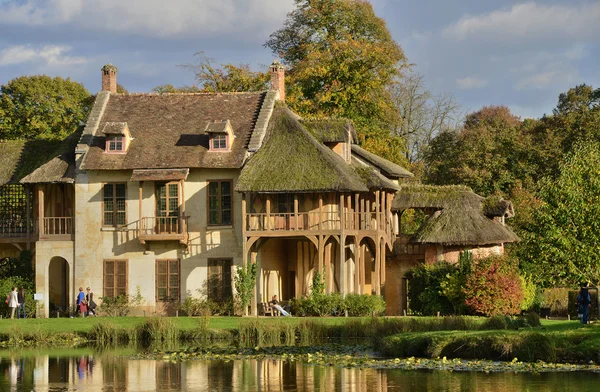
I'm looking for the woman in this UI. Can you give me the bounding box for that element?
[8,287,18,319]
[86,287,97,317]
[17,288,25,319]
[577,284,592,324]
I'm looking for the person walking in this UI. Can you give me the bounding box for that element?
[74,287,86,317]
[17,288,25,319]
[270,295,291,317]
[8,287,18,319]
[86,287,97,317]
[577,283,592,324]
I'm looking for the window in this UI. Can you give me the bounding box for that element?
[103,183,126,226]
[208,181,232,225]
[156,259,180,302]
[106,135,124,152]
[207,259,232,302]
[210,134,228,150]
[156,183,179,217]
[103,260,127,297]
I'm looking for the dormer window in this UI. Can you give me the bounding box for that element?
[211,134,228,150]
[101,122,130,154]
[206,120,233,152]
[107,135,124,152]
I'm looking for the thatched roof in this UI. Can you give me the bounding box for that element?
[19,131,80,184]
[352,158,400,191]
[351,145,413,179]
[303,119,357,143]
[236,107,369,193]
[482,196,515,218]
[0,141,25,185]
[0,131,80,185]
[393,184,519,246]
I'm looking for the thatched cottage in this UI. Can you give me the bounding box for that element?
[385,185,519,315]
[0,62,416,316]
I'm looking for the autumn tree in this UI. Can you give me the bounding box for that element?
[266,0,410,165]
[152,84,200,94]
[0,76,92,140]
[425,106,534,196]
[181,52,270,93]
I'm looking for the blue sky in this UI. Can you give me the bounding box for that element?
[0,0,598,119]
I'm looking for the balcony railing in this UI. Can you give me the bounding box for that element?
[139,216,189,244]
[40,217,74,240]
[246,211,391,234]
[0,221,34,238]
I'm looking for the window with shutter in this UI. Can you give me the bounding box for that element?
[156,259,180,302]
[103,260,128,297]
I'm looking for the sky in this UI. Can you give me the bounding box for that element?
[0,0,598,119]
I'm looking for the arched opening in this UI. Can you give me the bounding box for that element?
[48,257,69,314]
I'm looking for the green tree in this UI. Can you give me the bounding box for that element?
[152,84,201,94]
[0,75,92,140]
[518,140,600,289]
[234,262,258,316]
[266,0,410,166]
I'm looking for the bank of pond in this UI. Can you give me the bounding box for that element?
[1,315,599,367]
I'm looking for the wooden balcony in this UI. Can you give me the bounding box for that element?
[139,216,189,245]
[0,221,35,243]
[245,211,392,236]
[40,217,74,241]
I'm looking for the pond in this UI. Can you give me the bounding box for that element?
[1,347,600,392]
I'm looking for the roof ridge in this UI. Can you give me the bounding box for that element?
[113,91,268,97]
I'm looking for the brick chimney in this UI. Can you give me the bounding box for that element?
[269,60,285,102]
[101,64,118,93]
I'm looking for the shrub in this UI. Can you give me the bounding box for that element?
[234,262,257,316]
[290,293,345,316]
[179,297,211,317]
[344,294,385,316]
[463,255,523,316]
[519,274,537,311]
[406,262,458,315]
[98,286,145,317]
[542,288,570,317]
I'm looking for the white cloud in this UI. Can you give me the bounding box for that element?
[0,0,294,39]
[456,76,488,90]
[0,45,87,66]
[443,2,600,42]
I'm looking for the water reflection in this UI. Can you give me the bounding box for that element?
[0,351,599,391]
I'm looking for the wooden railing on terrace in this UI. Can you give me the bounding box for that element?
[0,221,34,238]
[246,211,393,235]
[40,217,74,240]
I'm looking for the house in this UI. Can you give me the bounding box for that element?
[385,184,520,315]
[0,61,415,316]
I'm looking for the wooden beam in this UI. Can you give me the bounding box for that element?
[266,195,271,231]
[318,194,323,231]
[138,181,143,223]
[241,194,247,234]
[294,194,299,231]
[180,179,185,215]
[38,185,44,237]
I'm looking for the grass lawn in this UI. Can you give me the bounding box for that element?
[0,315,360,335]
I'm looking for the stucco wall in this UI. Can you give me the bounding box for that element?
[72,168,242,313]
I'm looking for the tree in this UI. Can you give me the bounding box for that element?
[390,73,462,165]
[0,76,92,140]
[234,262,258,316]
[152,84,201,94]
[518,140,600,290]
[424,106,534,196]
[181,52,270,93]
[266,0,410,166]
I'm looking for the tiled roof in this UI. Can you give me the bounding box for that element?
[80,92,267,170]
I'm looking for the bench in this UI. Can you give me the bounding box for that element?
[259,302,279,316]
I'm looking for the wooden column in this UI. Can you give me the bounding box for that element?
[180,179,185,215]
[318,194,323,231]
[266,195,271,231]
[138,181,143,222]
[339,193,346,295]
[354,194,359,231]
[373,237,380,295]
[347,194,352,230]
[38,185,44,237]
[25,185,31,247]
[241,194,247,233]
[251,249,259,316]
[381,237,386,289]
[318,235,324,274]
[325,241,332,294]
[354,238,360,294]
[360,196,365,230]
[294,194,299,230]
[361,244,366,294]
